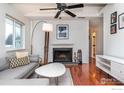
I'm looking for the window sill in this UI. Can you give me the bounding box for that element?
[6,48,26,52]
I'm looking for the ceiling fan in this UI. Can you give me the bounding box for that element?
[40,3,84,18]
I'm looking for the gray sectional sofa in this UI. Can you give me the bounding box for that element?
[0,55,39,79]
[0,55,49,85]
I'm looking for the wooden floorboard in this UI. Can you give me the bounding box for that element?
[67,58,124,85]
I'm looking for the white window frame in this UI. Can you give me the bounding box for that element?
[5,14,25,51]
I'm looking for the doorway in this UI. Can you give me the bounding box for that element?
[91,32,96,58]
[89,17,103,60]
[89,27,96,59]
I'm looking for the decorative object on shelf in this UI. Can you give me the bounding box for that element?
[56,24,69,40]
[111,24,117,34]
[118,12,124,29]
[77,49,82,64]
[111,11,117,24]
[30,21,53,64]
[73,52,77,62]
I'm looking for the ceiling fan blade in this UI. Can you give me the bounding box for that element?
[64,10,76,17]
[40,8,57,10]
[54,11,61,18]
[67,4,84,9]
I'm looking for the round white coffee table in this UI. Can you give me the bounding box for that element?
[35,63,66,85]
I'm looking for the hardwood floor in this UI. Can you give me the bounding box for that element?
[67,58,123,85]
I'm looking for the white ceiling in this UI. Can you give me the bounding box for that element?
[10,3,106,19]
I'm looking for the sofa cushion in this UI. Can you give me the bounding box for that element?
[8,56,30,68]
[0,63,38,79]
[16,52,28,58]
[0,58,9,71]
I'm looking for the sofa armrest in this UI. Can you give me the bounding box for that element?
[29,55,39,61]
[38,56,42,65]
[29,55,42,64]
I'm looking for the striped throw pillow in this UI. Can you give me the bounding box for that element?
[8,56,30,68]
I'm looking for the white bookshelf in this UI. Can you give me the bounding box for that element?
[96,55,124,83]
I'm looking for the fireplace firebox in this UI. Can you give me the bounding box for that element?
[53,48,72,62]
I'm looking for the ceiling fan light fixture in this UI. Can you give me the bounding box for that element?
[40,3,84,19]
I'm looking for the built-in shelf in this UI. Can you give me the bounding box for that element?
[98,61,111,68]
[97,64,111,74]
[96,55,124,83]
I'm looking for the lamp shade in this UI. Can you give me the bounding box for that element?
[42,23,53,32]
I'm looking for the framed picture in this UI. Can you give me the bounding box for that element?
[111,11,117,24]
[56,24,69,40]
[111,24,117,34]
[118,13,124,29]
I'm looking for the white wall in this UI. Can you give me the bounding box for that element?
[0,4,30,58]
[32,19,89,63]
[102,4,124,58]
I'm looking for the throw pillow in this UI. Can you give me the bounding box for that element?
[16,52,28,59]
[8,56,30,69]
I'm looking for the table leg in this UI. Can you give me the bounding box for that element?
[55,77,58,85]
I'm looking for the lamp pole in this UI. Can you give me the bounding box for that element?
[31,20,46,55]
[44,32,49,64]
[31,21,53,65]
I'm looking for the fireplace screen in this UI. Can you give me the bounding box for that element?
[53,48,72,62]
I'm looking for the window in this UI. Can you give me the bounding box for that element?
[5,15,25,50]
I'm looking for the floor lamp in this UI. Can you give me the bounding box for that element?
[42,23,53,64]
[31,21,53,64]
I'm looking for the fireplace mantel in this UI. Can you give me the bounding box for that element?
[51,43,74,46]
